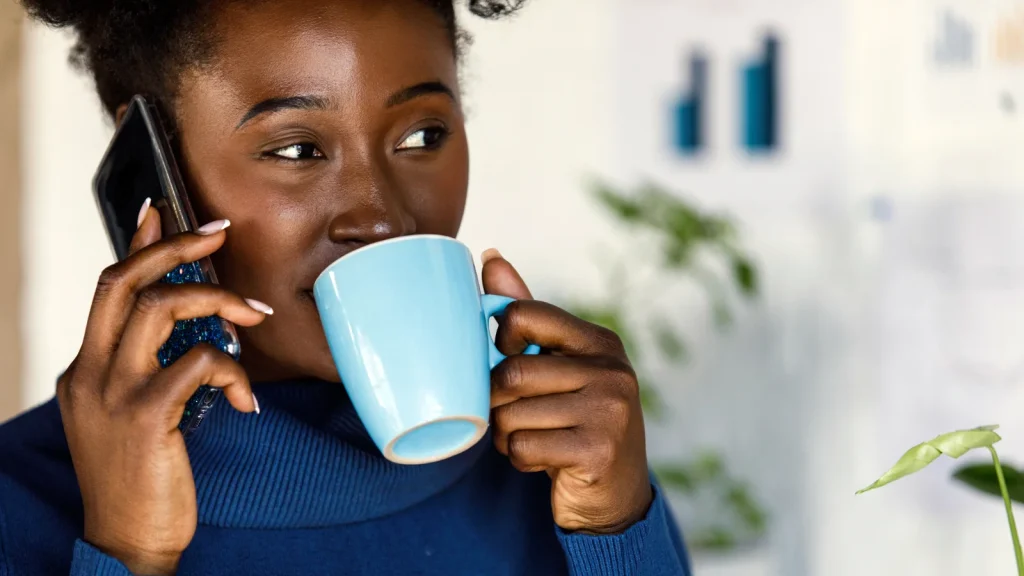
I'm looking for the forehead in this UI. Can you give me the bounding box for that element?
[180,0,458,121]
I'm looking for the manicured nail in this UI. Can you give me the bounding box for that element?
[252,393,261,415]
[481,248,503,265]
[245,298,274,315]
[197,219,231,235]
[136,197,151,229]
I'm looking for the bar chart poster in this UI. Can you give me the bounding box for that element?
[612,0,845,212]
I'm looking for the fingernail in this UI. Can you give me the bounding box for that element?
[245,298,274,315]
[481,248,503,265]
[252,393,261,415]
[136,197,151,229]
[197,219,231,235]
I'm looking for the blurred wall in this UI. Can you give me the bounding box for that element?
[819,0,1024,574]
[1,1,22,421]
[20,21,111,409]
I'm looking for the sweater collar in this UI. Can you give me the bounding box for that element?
[185,379,487,529]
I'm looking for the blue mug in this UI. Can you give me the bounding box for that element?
[313,235,540,465]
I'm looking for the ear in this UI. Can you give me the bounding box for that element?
[114,103,129,127]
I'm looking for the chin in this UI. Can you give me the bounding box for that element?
[286,341,344,383]
[316,361,344,384]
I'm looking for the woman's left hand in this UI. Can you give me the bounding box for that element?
[481,249,653,535]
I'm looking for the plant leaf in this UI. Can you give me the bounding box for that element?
[857,425,1002,494]
[693,452,726,482]
[725,483,769,535]
[653,464,697,494]
[952,462,1024,503]
[691,527,736,551]
[732,257,759,298]
[930,426,1003,457]
[592,182,645,224]
[651,319,687,362]
[712,300,733,328]
[638,381,664,420]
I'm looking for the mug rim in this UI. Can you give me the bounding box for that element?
[314,234,469,288]
[383,415,489,465]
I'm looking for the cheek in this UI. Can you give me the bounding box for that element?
[399,133,470,234]
[183,158,320,296]
[210,206,312,298]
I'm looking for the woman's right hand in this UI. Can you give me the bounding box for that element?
[56,204,270,575]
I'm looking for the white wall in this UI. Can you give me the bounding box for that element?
[20,25,112,408]
[819,0,1024,575]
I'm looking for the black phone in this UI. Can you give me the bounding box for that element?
[92,95,241,436]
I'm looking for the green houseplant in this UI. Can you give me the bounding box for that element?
[858,425,1024,575]
[565,180,767,551]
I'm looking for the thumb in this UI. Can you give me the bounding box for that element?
[481,249,533,300]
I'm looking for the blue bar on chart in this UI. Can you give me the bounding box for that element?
[741,33,779,153]
[673,51,708,155]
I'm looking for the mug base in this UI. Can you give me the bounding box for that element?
[384,416,489,465]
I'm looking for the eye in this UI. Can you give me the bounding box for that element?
[396,126,449,151]
[266,143,324,160]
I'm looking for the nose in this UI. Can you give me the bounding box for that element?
[326,160,417,246]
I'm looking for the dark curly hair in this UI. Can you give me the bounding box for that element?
[20,0,526,120]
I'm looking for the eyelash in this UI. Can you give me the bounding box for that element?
[263,143,323,162]
[262,125,451,162]
[396,126,451,152]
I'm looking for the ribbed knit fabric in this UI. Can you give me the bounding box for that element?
[0,380,692,575]
[71,543,132,576]
[184,380,489,528]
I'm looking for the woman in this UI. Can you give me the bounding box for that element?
[0,1,691,574]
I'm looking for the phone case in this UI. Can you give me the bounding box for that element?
[159,261,240,435]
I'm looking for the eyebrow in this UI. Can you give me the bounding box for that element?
[386,81,456,108]
[236,95,333,129]
[235,81,456,129]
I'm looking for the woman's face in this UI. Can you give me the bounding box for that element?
[173,0,468,382]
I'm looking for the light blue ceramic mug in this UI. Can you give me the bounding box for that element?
[313,235,540,465]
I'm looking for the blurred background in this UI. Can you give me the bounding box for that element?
[4,0,1024,574]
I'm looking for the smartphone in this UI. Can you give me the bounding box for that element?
[92,95,241,436]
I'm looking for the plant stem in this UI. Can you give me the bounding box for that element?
[988,446,1024,576]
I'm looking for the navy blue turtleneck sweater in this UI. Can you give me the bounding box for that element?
[0,380,691,575]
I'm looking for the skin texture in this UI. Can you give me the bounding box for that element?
[56,1,652,573]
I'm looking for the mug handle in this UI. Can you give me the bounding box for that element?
[482,294,542,369]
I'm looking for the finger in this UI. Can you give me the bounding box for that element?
[503,428,582,473]
[481,249,533,300]
[113,283,270,376]
[492,392,585,453]
[494,300,629,360]
[128,198,162,255]
[138,343,256,431]
[491,354,608,408]
[81,221,231,359]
